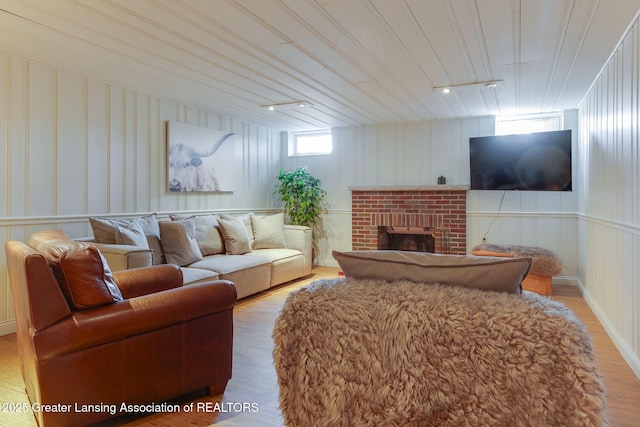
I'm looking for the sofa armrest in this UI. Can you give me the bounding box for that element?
[92,243,153,271]
[114,264,183,299]
[284,225,312,253]
[35,280,237,361]
[284,225,313,271]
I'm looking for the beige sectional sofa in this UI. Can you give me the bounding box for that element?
[84,212,312,299]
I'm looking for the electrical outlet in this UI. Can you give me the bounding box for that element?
[337,232,344,240]
[482,237,487,243]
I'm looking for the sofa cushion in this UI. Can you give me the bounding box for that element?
[218,216,252,255]
[170,214,225,256]
[28,230,123,309]
[251,213,286,249]
[90,214,165,265]
[188,253,271,298]
[159,218,203,266]
[253,249,307,287]
[180,266,220,285]
[189,253,269,275]
[332,250,532,295]
[251,248,302,262]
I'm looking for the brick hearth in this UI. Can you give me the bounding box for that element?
[350,185,469,255]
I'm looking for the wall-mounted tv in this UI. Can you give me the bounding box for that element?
[469,129,572,191]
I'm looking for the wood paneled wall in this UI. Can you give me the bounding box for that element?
[0,54,282,335]
[283,117,579,278]
[578,18,640,378]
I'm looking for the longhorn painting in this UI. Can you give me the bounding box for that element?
[167,121,235,192]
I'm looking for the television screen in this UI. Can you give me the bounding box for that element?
[469,129,572,191]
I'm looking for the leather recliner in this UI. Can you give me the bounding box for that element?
[5,230,237,426]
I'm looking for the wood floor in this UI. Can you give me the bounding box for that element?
[1,267,639,426]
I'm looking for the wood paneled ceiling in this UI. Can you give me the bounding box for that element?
[1,0,639,131]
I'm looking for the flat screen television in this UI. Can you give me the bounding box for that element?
[469,129,572,191]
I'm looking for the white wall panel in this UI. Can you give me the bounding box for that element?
[9,59,27,218]
[108,86,125,213]
[87,80,109,215]
[57,71,87,216]
[0,57,7,218]
[27,64,54,217]
[578,15,640,378]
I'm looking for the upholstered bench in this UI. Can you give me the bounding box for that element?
[471,243,563,295]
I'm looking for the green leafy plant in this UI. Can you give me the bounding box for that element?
[274,166,327,249]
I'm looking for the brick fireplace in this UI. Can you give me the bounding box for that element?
[350,185,469,255]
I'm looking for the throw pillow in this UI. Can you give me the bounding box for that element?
[220,213,254,243]
[59,246,124,310]
[218,216,252,255]
[332,250,532,294]
[115,221,150,248]
[28,230,123,309]
[159,218,203,266]
[90,214,165,265]
[251,213,286,249]
[170,213,225,256]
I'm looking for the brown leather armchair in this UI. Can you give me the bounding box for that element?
[5,231,237,426]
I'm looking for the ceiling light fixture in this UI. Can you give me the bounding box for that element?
[261,101,312,110]
[433,80,503,94]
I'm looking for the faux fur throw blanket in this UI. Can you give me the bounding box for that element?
[273,278,607,427]
[472,243,564,276]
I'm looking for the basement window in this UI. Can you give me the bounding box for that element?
[496,113,562,135]
[290,130,333,156]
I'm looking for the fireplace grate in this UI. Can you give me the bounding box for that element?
[378,226,435,253]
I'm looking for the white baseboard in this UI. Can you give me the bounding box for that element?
[553,276,578,286]
[317,257,340,268]
[0,320,16,336]
[577,278,640,380]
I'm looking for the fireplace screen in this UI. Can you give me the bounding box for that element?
[378,226,435,253]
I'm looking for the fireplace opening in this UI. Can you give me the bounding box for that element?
[378,226,435,253]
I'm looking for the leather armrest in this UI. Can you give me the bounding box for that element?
[114,264,183,299]
[34,280,237,361]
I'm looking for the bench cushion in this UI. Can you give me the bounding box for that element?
[333,250,532,294]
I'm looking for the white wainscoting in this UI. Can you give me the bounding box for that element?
[317,209,353,267]
[317,209,580,278]
[467,210,578,278]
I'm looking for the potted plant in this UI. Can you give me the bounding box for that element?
[274,166,327,255]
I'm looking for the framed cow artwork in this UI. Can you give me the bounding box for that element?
[166,121,235,192]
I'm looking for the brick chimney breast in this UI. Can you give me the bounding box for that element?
[350,185,469,255]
